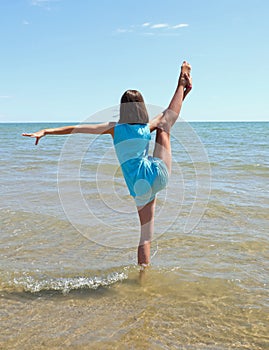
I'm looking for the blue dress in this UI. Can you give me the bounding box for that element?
[113,123,169,206]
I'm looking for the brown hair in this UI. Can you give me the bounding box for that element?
[119,90,149,124]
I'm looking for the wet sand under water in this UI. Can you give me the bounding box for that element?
[1,267,268,350]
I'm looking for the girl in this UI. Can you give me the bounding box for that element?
[23,61,192,266]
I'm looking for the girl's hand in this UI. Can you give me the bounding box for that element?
[184,72,192,88]
[179,72,192,88]
[22,130,46,145]
[178,61,191,86]
[183,74,192,100]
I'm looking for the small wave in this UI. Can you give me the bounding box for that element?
[10,272,128,294]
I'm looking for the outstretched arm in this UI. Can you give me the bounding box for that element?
[22,122,115,145]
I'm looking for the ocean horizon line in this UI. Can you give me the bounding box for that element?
[1,120,268,124]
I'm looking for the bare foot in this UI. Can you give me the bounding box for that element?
[138,264,148,286]
[179,72,191,88]
[181,61,191,75]
[179,61,192,87]
[184,73,192,88]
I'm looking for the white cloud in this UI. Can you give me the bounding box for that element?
[116,22,189,35]
[173,23,189,29]
[31,0,60,10]
[0,95,12,99]
[31,0,59,4]
[117,28,127,33]
[116,28,133,33]
[143,32,154,36]
[23,20,30,25]
[151,23,169,29]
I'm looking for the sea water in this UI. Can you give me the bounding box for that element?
[0,122,268,349]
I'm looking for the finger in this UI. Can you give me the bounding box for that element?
[22,133,32,137]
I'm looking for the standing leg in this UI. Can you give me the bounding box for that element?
[137,198,156,265]
[137,109,174,266]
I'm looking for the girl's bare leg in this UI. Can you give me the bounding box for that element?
[152,62,192,169]
[155,61,191,134]
[153,128,172,173]
[136,61,192,268]
[137,198,156,266]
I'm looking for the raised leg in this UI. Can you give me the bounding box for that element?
[153,127,172,174]
[150,62,192,171]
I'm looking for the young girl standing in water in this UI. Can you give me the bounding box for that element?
[23,61,192,266]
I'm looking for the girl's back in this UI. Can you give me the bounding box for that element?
[113,123,168,205]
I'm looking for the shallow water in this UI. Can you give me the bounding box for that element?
[0,122,268,349]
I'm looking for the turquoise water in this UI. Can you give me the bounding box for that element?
[0,122,268,349]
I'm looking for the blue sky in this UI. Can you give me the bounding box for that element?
[0,0,269,122]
